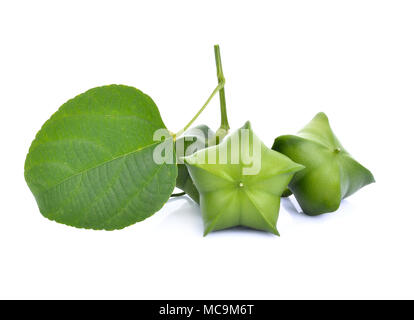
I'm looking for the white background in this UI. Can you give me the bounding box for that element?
[1,0,413,299]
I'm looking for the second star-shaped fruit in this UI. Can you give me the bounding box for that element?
[272,112,375,215]
[184,122,304,236]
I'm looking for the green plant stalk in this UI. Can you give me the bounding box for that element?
[174,45,228,140]
[174,80,225,140]
[170,192,186,197]
[214,45,229,132]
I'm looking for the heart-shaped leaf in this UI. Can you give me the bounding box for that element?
[24,85,177,230]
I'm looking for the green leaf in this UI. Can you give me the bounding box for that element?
[273,112,375,215]
[24,85,177,230]
[184,122,304,236]
[175,125,216,203]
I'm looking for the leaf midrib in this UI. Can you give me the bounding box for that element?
[32,140,167,196]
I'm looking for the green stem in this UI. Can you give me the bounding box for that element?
[173,45,227,140]
[170,192,186,197]
[214,45,229,131]
[174,81,225,139]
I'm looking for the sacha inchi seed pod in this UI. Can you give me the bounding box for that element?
[184,121,304,235]
[272,112,375,216]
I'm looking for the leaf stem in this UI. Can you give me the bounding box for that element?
[174,80,225,139]
[214,45,229,131]
[173,45,228,140]
[170,192,186,197]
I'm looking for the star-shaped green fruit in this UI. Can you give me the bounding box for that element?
[184,122,304,236]
[272,112,375,216]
